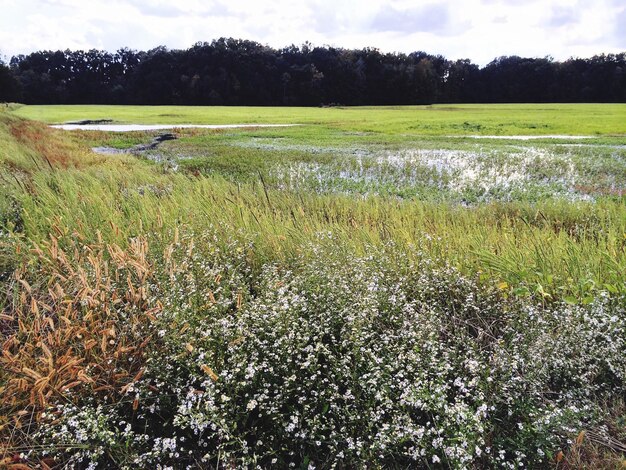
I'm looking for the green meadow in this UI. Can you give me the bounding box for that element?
[1,104,625,468]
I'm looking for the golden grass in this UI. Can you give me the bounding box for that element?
[558,401,626,469]
[0,233,164,462]
[1,116,112,177]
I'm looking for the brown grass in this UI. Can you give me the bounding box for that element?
[0,232,161,462]
[574,184,626,198]
[8,120,92,170]
[559,402,626,469]
[559,437,626,469]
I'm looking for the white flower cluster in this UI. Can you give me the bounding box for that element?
[31,233,626,468]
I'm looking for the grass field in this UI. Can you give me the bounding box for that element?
[1,104,625,468]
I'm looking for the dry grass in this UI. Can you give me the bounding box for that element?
[5,119,106,173]
[559,402,626,469]
[0,232,161,463]
[560,435,626,469]
[574,184,626,198]
[8,120,78,169]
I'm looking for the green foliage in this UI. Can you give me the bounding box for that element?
[8,46,626,106]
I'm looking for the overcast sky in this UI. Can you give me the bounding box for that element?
[1,0,624,66]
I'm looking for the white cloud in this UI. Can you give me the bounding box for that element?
[0,0,623,65]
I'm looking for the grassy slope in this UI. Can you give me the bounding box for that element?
[13,103,626,135]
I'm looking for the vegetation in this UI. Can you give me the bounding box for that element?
[3,40,626,105]
[1,105,625,468]
[14,103,626,135]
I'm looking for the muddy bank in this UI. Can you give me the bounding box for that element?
[92,133,177,155]
[66,119,114,125]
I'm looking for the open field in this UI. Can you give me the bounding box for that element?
[1,104,625,468]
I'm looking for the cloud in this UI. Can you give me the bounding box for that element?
[546,6,578,28]
[0,0,623,66]
[128,3,188,18]
[370,4,451,34]
[482,0,537,5]
[614,8,626,48]
[123,0,234,18]
[38,0,84,6]
[309,2,344,34]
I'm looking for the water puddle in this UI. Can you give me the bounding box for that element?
[464,135,594,140]
[52,123,299,132]
[92,133,178,155]
[92,147,127,154]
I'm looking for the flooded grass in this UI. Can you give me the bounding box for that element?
[125,126,626,203]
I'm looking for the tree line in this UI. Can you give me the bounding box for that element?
[1,38,625,105]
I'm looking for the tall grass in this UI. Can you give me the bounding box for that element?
[12,165,625,301]
[1,113,625,311]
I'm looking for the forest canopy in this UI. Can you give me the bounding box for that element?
[2,38,625,105]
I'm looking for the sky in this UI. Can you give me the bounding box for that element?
[0,0,624,66]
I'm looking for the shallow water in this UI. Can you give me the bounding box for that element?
[465,135,593,140]
[52,123,299,132]
[92,146,128,154]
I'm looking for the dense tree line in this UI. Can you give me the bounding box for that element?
[1,38,625,105]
